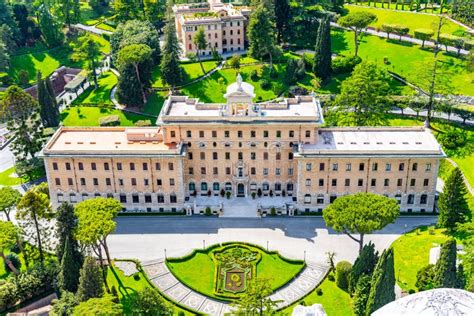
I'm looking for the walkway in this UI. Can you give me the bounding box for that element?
[73,23,112,36]
[141,258,328,315]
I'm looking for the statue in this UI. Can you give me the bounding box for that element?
[236,73,243,91]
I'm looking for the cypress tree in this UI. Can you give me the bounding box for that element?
[349,242,379,294]
[438,168,469,230]
[433,239,457,288]
[313,15,332,80]
[77,256,104,302]
[160,16,183,90]
[456,263,466,289]
[56,203,82,263]
[58,236,81,293]
[36,72,48,125]
[366,248,395,315]
[352,275,371,316]
[44,75,60,126]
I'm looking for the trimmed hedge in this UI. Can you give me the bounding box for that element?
[99,115,120,126]
[336,261,352,291]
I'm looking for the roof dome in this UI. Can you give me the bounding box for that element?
[224,73,255,98]
[373,288,474,316]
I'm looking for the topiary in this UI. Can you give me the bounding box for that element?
[316,288,323,296]
[250,69,259,81]
[260,79,271,90]
[4,253,21,274]
[205,207,212,216]
[335,261,352,291]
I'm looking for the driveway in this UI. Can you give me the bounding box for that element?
[109,216,437,264]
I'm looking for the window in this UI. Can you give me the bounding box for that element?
[155,163,161,170]
[372,163,378,171]
[304,194,311,204]
[157,179,162,186]
[288,168,293,176]
[251,131,256,137]
[189,182,196,191]
[199,131,204,138]
[399,163,405,171]
[424,179,429,186]
[332,163,338,171]
[157,194,164,203]
[319,179,324,186]
[306,179,311,186]
[397,178,403,186]
[66,162,71,170]
[225,152,230,160]
[132,194,139,203]
[168,163,174,170]
[186,130,192,138]
[226,167,231,175]
[213,167,218,175]
[407,194,414,204]
[371,179,376,186]
[143,163,148,171]
[119,178,124,186]
[170,194,177,203]
[251,167,256,175]
[55,178,60,185]
[188,152,193,160]
[263,152,268,160]
[305,130,311,138]
[213,152,218,160]
[276,130,281,138]
[131,178,137,186]
[104,162,109,171]
[412,163,418,171]
[358,179,363,187]
[57,193,64,203]
[78,162,84,170]
[425,163,432,171]
[263,168,268,176]
[276,152,281,160]
[170,178,175,186]
[410,179,416,186]
[80,178,86,186]
[238,152,243,160]
[331,179,337,187]
[420,194,427,204]
[201,182,208,191]
[251,152,256,160]
[211,130,217,138]
[288,153,294,160]
[263,131,268,138]
[53,162,58,170]
[306,163,312,171]
[346,163,352,171]
[287,183,294,191]
[93,178,99,186]
[289,130,294,137]
[144,179,149,186]
[237,130,243,138]
[106,178,111,186]
[319,163,325,171]
[275,183,282,191]
[359,163,365,171]
[225,131,230,138]
[130,163,135,171]
[68,178,73,186]
[384,179,389,187]
[120,194,127,203]
[200,152,205,160]
[345,179,350,186]
[385,163,392,171]
[201,167,206,175]
[91,162,96,170]
[170,131,176,138]
[317,195,324,204]
[145,195,152,203]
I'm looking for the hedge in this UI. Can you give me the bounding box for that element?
[99,115,120,126]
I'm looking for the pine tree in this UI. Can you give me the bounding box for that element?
[77,256,104,302]
[313,15,332,80]
[366,248,395,315]
[160,16,183,90]
[438,168,469,230]
[349,242,379,294]
[58,236,81,293]
[434,239,458,288]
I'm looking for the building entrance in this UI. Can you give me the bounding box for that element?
[237,183,245,197]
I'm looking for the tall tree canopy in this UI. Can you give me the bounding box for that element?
[349,242,379,294]
[160,16,183,89]
[37,4,64,48]
[438,167,469,230]
[232,278,279,314]
[0,187,21,221]
[313,15,332,80]
[73,295,122,316]
[37,72,60,127]
[323,193,399,254]
[338,11,377,57]
[274,0,291,43]
[248,4,278,69]
[332,61,391,126]
[0,220,21,275]
[366,248,395,315]
[433,239,458,288]
[72,34,101,88]
[193,27,207,74]
[77,256,105,302]
[131,287,173,315]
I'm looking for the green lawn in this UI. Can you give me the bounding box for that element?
[152,60,219,88]
[96,22,116,32]
[107,263,193,315]
[79,1,114,26]
[9,35,110,85]
[61,106,153,126]
[348,2,445,13]
[281,275,353,316]
[391,226,451,292]
[0,166,45,186]
[142,91,168,116]
[346,4,468,36]
[166,244,304,301]
[72,71,117,106]
[332,29,473,96]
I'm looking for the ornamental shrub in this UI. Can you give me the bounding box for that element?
[205,207,212,216]
[437,127,467,150]
[250,69,259,81]
[416,264,435,291]
[99,115,120,126]
[332,55,362,74]
[4,253,21,274]
[134,120,152,127]
[316,288,323,295]
[260,79,271,90]
[336,261,352,291]
[0,281,18,310]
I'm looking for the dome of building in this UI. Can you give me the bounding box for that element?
[373,288,474,316]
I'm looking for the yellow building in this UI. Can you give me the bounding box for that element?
[41,76,445,215]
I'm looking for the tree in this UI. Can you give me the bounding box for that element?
[0,85,44,161]
[50,291,78,316]
[433,239,458,288]
[56,0,81,27]
[131,287,173,315]
[0,42,9,71]
[37,4,64,48]
[89,0,110,15]
[338,12,377,57]
[0,0,20,42]
[451,0,473,30]
[0,24,16,52]
[114,0,141,21]
[349,242,379,294]
[0,221,20,275]
[336,261,352,291]
[414,29,434,48]
[392,25,409,41]
[72,34,101,88]
[58,236,82,293]
[232,278,279,315]
[313,15,332,80]
[160,16,183,90]
[75,198,121,292]
[456,263,466,289]
[0,187,21,221]
[16,183,54,264]
[381,24,395,39]
[228,54,241,74]
[73,295,122,316]
[332,61,391,126]
[323,193,399,254]
[117,44,153,104]
[77,256,104,302]
[366,248,395,315]
[416,264,435,291]
[352,275,371,316]
[438,168,469,230]
[56,203,82,262]
[274,0,291,43]
[193,27,207,74]
[37,72,60,127]
[248,4,278,70]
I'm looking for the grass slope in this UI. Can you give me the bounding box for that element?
[152,60,219,88]
[72,71,117,106]
[61,106,152,126]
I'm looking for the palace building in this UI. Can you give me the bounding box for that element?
[41,75,445,215]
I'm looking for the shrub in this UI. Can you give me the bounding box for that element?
[0,74,13,86]
[99,115,120,126]
[332,55,362,74]
[416,264,435,291]
[437,127,467,150]
[226,191,231,199]
[260,79,271,90]
[271,207,276,216]
[335,261,352,291]
[316,288,323,295]
[0,281,18,310]
[327,274,335,281]
[18,70,29,86]
[250,69,259,81]
[205,207,211,216]
[4,253,21,273]
[178,312,185,316]
[251,192,256,199]
[220,189,225,197]
[186,53,197,62]
[408,289,416,294]
[134,120,152,127]
[133,273,140,281]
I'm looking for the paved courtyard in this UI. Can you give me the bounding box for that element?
[109,216,437,264]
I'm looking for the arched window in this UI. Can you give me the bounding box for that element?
[213,182,220,191]
[201,182,208,191]
[304,194,311,204]
[275,183,281,191]
[287,183,294,191]
[262,183,269,191]
[189,182,195,191]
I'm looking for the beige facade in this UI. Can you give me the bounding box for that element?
[41,76,445,215]
[173,0,250,56]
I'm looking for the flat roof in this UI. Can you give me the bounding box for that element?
[299,127,445,157]
[42,127,182,157]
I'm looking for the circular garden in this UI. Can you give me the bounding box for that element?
[166,242,305,301]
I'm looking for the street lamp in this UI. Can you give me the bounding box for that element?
[304,250,306,262]
[164,248,167,259]
[266,240,269,251]
[203,239,206,249]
